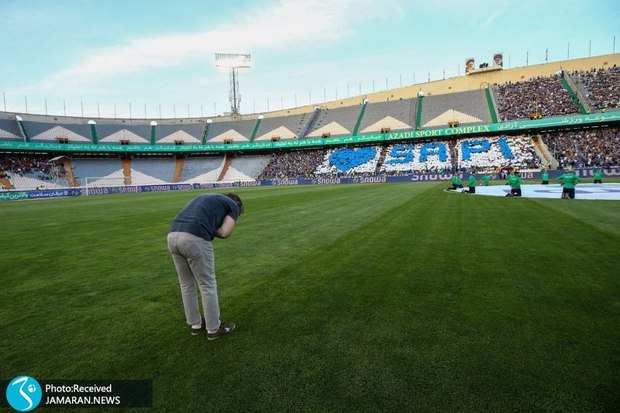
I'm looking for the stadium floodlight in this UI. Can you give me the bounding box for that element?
[215,53,252,69]
[215,53,252,116]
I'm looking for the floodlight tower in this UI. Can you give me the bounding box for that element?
[215,53,252,115]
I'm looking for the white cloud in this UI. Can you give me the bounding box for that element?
[480,5,508,28]
[36,0,401,91]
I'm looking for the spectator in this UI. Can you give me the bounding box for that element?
[541,127,620,168]
[495,75,580,121]
[0,155,60,179]
[457,136,540,171]
[571,66,620,111]
[258,149,326,179]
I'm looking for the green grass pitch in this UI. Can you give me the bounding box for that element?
[1,182,619,411]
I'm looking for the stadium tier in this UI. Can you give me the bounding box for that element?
[154,121,205,144]
[494,74,582,121]
[0,113,25,141]
[179,156,225,183]
[381,141,454,174]
[315,145,384,176]
[257,149,326,179]
[570,65,620,112]
[71,158,124,187]
[305,104,363,138]
[95,121,152,145]
[4,127,618,190]
[420,90,492,127]
[131,157,177,184]
[206,118,256,142]
[457,136,538,170]
[1,66,618,148]
[20,115,93,144]
[357,99,417,135]
[539,127,620,168]
[223,154,272,181]
[253,113,313,141]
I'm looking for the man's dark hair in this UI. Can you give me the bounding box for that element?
[225,193,244,215]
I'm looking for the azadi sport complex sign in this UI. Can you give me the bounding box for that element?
[1,111,618,153]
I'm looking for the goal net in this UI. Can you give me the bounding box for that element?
[84,176,127,195]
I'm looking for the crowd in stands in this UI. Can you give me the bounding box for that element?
[0,156,59,180]
[315,146,383,177]
[457,136,539,171]
[255,136,544,179]
[571,66,620,111]
[540,127,620,168]
[257,149,326,179]
[381,141,453,174]
[2,126,618,187]
[495,74,580,121]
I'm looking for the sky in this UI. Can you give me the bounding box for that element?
[0,0,618,118]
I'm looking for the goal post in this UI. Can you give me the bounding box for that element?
[84,176,127,196]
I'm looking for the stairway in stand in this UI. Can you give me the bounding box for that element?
[173,158,184,183]
[531,135,558,169]
[62,159,77,187]
[122,158,132,185]
[217,155,234,181]
[0,177,15,190]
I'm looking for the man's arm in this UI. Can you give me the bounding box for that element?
[215,215,236,239]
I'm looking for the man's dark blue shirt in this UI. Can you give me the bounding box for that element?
[168,194,240,241]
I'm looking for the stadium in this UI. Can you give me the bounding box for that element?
[1,55,619,195]
[1,1,619,412]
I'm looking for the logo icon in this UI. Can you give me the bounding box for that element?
[6,376,42,412]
